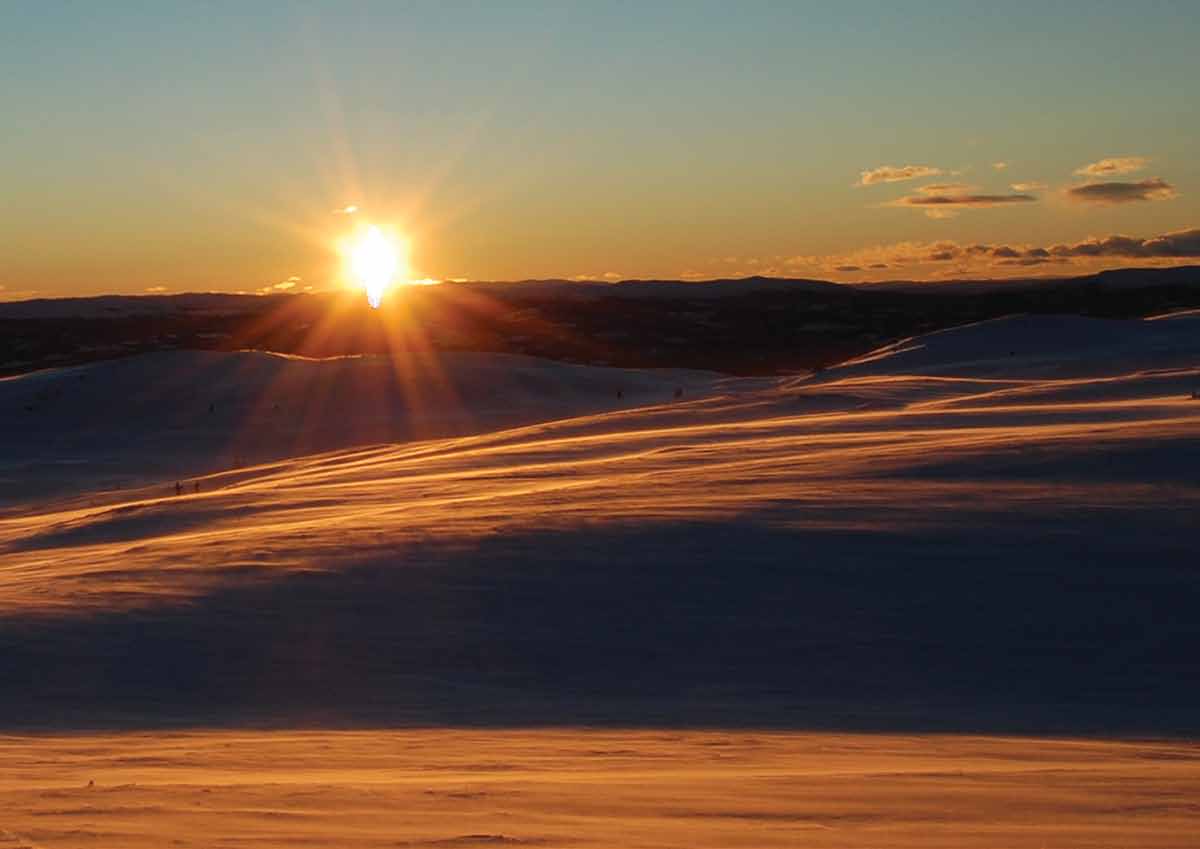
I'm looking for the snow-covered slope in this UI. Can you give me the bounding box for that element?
[829,313,1200,378]
[0,314,1198,730]
[1,350,728,502]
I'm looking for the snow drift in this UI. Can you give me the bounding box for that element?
[0,313,1198,732]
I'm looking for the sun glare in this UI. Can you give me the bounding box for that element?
[347,225,408,308]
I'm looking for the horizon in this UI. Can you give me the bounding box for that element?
[6,262,1199,307]
[5,7,1200,845]
[4,2,1199,302]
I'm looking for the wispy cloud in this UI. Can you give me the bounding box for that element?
[273,276,302,290]
[332,205,359,215]
[1065,178,1177,205]
[887,189,1037,218]
[858,164,943,186]
[571,271,625,281]
[915,182,973,195]
[992,161,1008,170]
[1074,156,1149,177]
[144,286,169,293]
[1010,181,1047,192]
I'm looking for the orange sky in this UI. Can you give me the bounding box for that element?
[2,3,1197,301]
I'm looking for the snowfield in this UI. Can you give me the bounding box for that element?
[1,314,1198,724]
[1,313,1199,846]
[2,730,1199,849]
[0,350,729,504]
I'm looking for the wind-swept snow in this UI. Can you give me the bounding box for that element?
[0,314,1198,731]
[831,313,1200,378]
[2,730,1198,849]
[0,350,728,503]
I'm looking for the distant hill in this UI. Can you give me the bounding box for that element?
[3,266,1198,320]
[852,264,1200,293]
[2,266,1198,377]
[0,292,293,320]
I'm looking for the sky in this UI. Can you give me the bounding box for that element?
[2,1,1199,300]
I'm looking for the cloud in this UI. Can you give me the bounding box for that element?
[1074,156,1149,177]
[571,272,624,281]
[887,189,1037,218]
[992,161,1008,170]
[892,192,1036,208]
[1010,181,1047,192]
[1065,178,1177,205]
[817,226,1200,275]
[815,240,968,269]
[996,257,1058,266]
[1049,227,1200,258]
[916,182,973,195]
[273,275,302,291]
[332,205,359,215]
[144,286,169,293]
[858,164,943,186]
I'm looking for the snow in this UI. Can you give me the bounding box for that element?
[1,350,728,503]
[0,313,1198,733]
[1,730,1197,849]
[3,311,1200,845]
[829,313,1200,378]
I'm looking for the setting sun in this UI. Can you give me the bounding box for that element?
[347,225,408,308]
[5,5,1200,848]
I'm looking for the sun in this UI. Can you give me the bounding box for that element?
[346,225,409,308]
